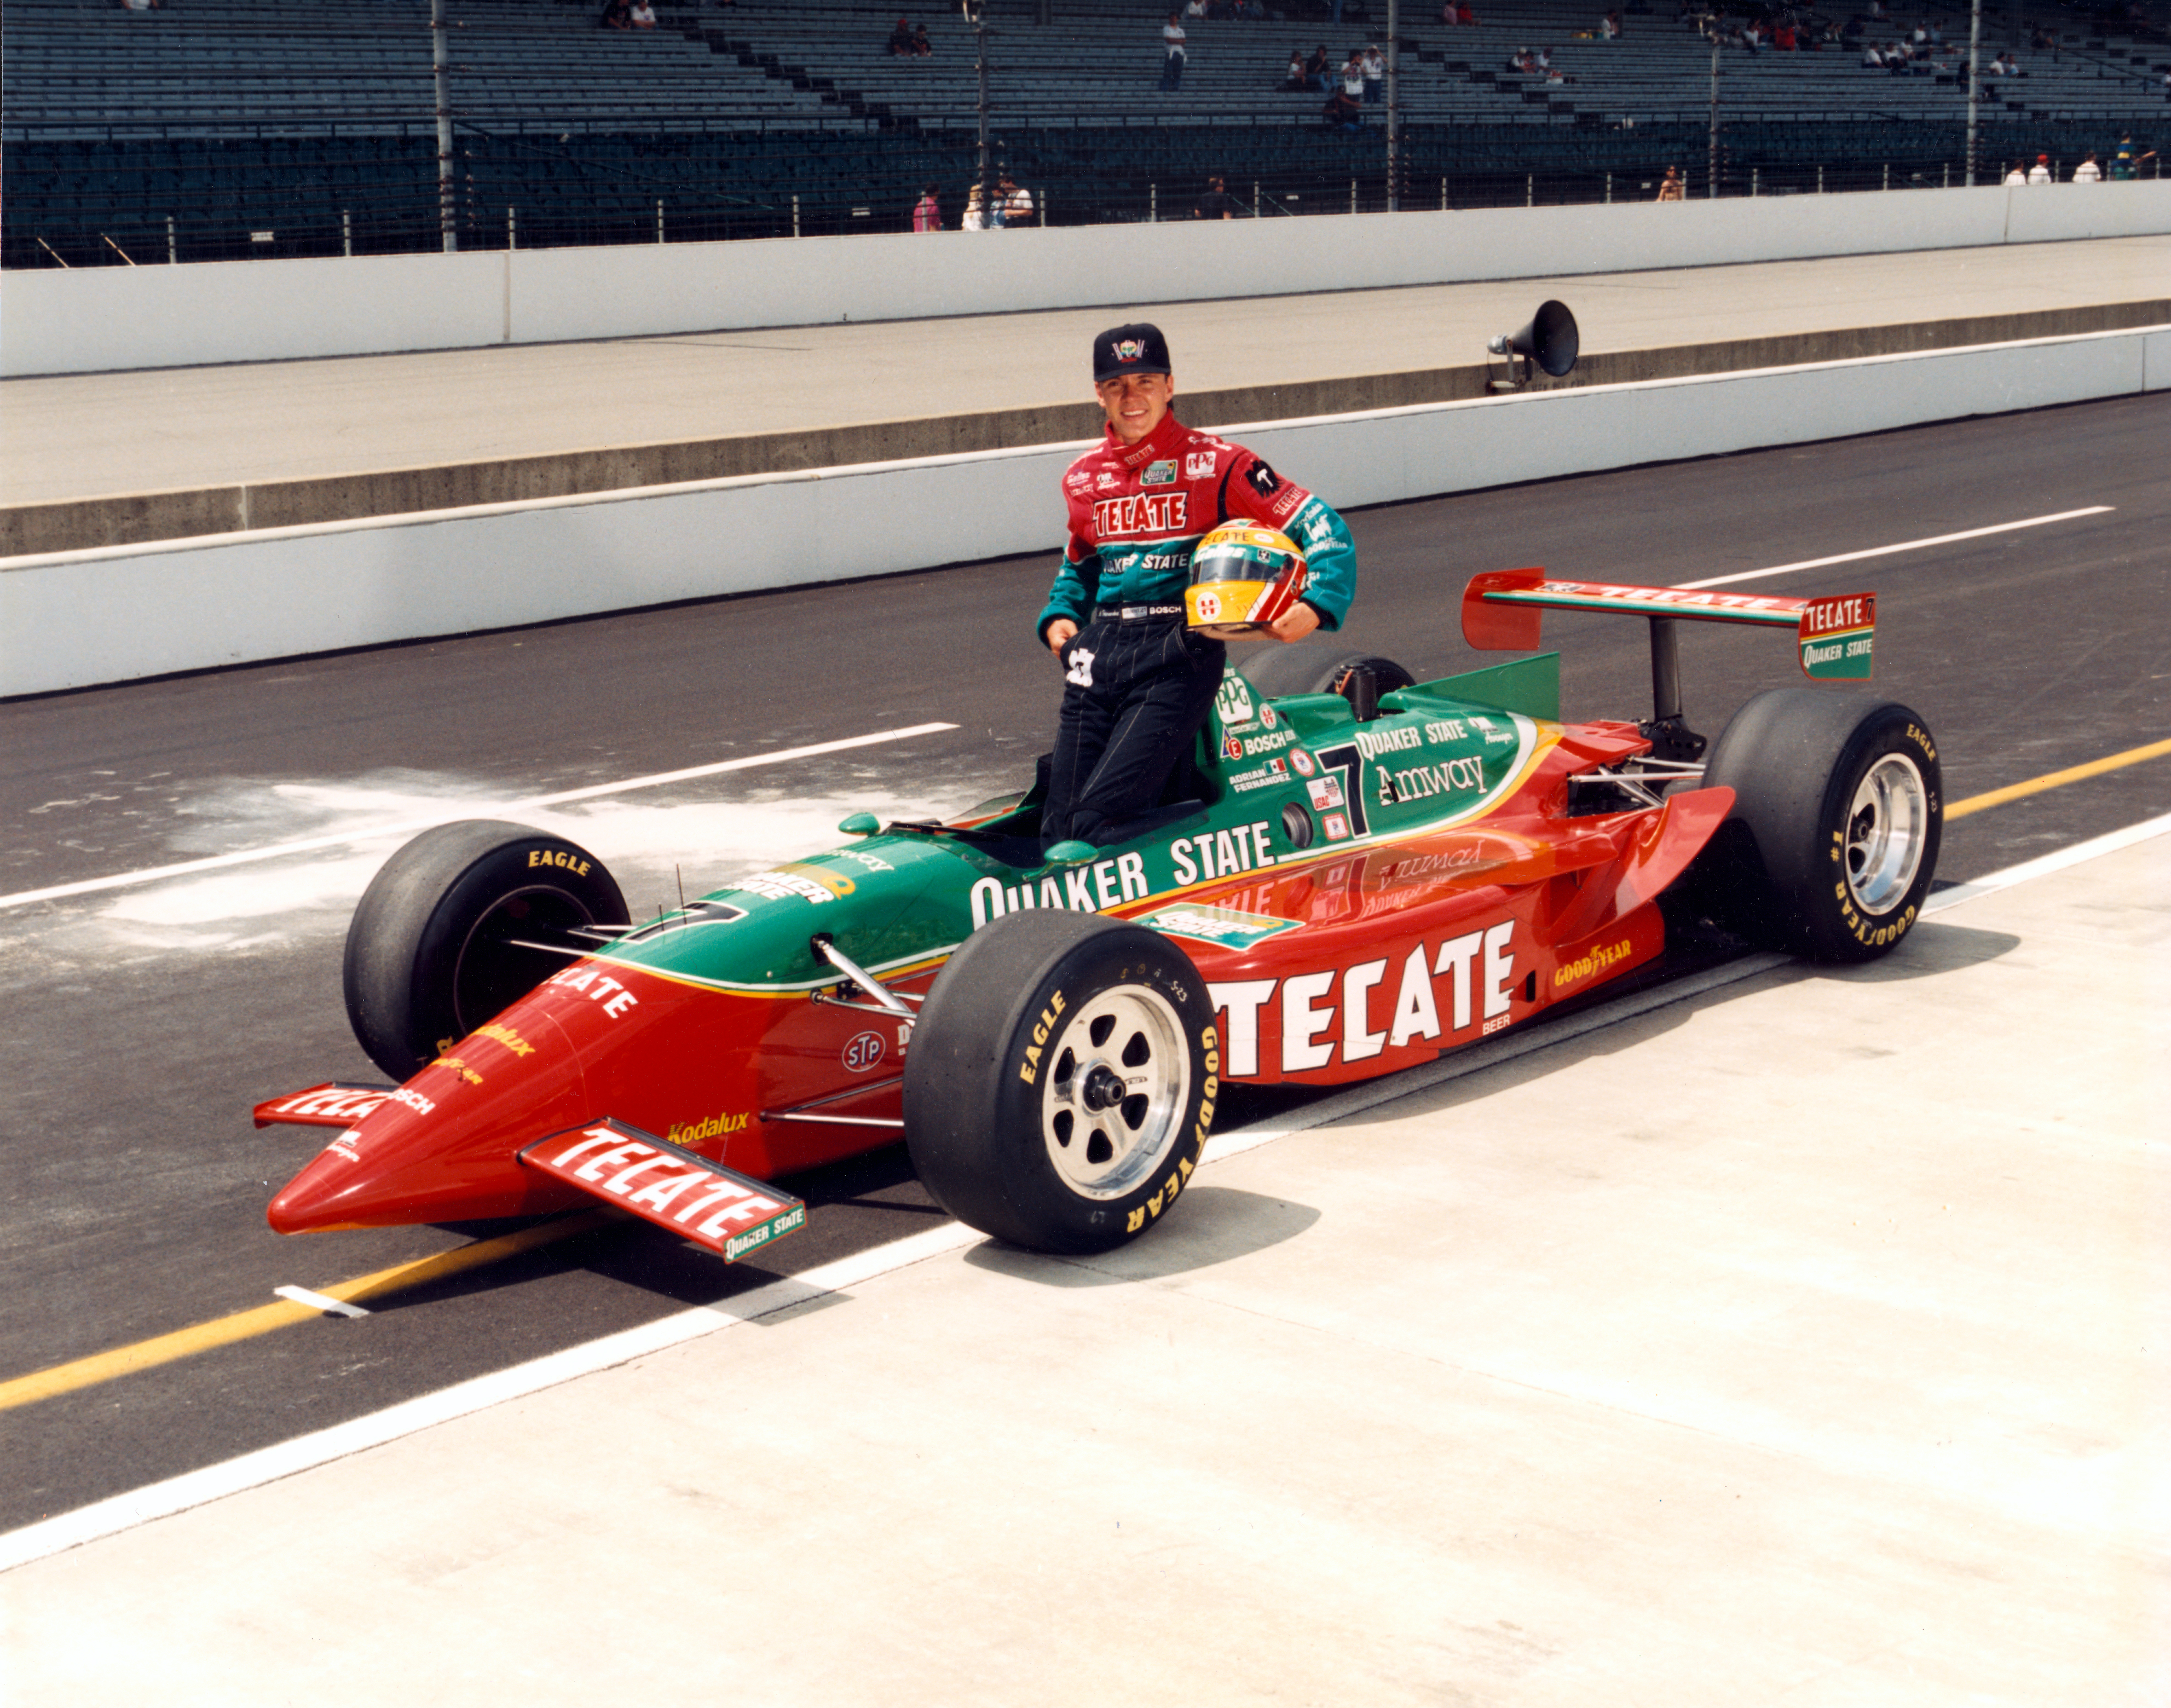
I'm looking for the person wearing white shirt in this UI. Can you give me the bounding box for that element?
[2072,153,2102,182]
[2001,162,2026,185]
[2027,154,2052,184]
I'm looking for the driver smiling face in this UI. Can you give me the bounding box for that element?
[1095,371,1175,446]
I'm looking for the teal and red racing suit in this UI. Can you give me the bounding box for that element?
[1034,412,1358,643]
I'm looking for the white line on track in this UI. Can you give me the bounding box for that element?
[1676,506,2114,590]
[271,1287,371,1320]
[0,722,960,913]
[7,813,2164,1578]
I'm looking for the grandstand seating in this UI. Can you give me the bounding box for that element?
[3,0,2163,267]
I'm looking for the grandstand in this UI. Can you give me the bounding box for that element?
[3,0,2164,267]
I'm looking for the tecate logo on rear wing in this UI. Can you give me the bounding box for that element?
[1462,570,1875,680]
[517,1118,808,1262]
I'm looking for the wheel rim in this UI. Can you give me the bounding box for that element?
[1041,984,1192,1201]
[1844,754,1930,916]
[452,886,595,1034]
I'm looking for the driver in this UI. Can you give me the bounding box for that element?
[1036,322,1358,846]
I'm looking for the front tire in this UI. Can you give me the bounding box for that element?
[904,911,1219,1254]
[343,820,629,1079]
[1692,690,1942,962]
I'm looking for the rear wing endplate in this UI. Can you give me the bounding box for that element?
[1462,570,1875,682]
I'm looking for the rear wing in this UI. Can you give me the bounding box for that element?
[1460,569,1875,761]
[1462,570,1875,682]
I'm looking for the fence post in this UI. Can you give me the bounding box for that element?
[1604,171,1612,203]
[1151,183,1158,223]
[793,194,801,237]
[1350,178,1358,214]
[507,206,516,250]
[1440,176,1447,210]
[1817,163,1824,193]
[1526,174,1534,207]
[168,214,177,264]
[342,209,351,257]
[1040,193,1046,227]
[657,200,665,243]
[1943,162,1950,188]
[1882,162,1890,190]
[1751,166,1758,196]
[1253,179,1261,215]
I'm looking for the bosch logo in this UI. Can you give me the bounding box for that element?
[842,1032,886,1072]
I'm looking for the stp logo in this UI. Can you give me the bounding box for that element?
[842,1032,886,1072]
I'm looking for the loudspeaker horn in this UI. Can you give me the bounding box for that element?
[1487,299,1579,378]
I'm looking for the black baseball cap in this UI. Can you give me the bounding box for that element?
[1093,322,1173,383]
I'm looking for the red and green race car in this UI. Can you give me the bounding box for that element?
[257,573,1938,1261]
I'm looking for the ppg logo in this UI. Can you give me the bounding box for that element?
[842,1032,886,1072]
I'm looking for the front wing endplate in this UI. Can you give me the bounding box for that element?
[519,1117,807,1262]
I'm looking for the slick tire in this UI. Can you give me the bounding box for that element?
[904,910,1219,1255]
[1238,646,1416,701]
[1689,690,1942,963]
[343,819,629,1080]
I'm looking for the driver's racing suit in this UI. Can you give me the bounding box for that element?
[1034,411,1357,846]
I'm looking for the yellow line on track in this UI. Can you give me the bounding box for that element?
[1945,736,2171,821]
[0,1210,616,1415]
[8,740,2167,1418]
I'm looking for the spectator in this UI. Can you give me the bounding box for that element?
[1361,43,1385,101]
[119,0,163,10]
[1306,44,1333,89]
[1600,9,1620,36]
[1161,12,1188,89]
[962,183,988,229]
[1342,52,1367,100]
[887,16,914,54]
[1774,22,1796,50]
[2072,152,2102,183]
[1860,42,1883,65]
[629,0,656,26]
[2028,154,2052,184]
[2109,138,2154,178]
[2001,161,2026,184]
[1656,165,1685,199]
[1283,49,1310,89]
[1196,174,1245,217]
[1185,0,1207,15]
[1323,87,1364,129]
[1002,175,1034,226]
[913,23,932,53]
[913,183,942,229]
[600,0,632,27]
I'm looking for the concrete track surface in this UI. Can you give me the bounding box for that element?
[2,834,2164,1705]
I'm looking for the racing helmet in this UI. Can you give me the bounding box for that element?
[1185,523,1309,641]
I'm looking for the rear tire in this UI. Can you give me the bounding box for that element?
[1691,690,1942,962]
[343,820,628,1080]
[1238,646,1416,701]
[904,911,1219,1254]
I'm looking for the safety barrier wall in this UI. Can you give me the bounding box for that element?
[4,322,2163,698]
[5,180,2170,378]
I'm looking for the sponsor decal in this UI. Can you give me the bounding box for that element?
[1353,724,1424,760]
[1289,748,1316,778]
[327,1132,363,1162]
[1260,705,1278,729]
[730,869,844,907]
[475,1023,536,1058]
[1096,470,1119,491]
[1185,450,1218,479]
[519,1120,806,1263]
[1244,460,1282,499]
[665,1110,752,1146]
[386,1086,436,1117]
[526,848,592,877]
[1141,459,1178,486]
[1214,673,1257,729]
[839,850,894,873]
[1298,510,1335,547]
[842,1031,886,1072]
[265,1084,391,1124]
[1205,922,1517,1077]
[429,1054,485,1086]
[1307,775,1346,811]
[1223,734,1245,762]
[1422,718,1468,743]
[775,862,855,898]
[1113,337,1146,362]
[1169,821,1280,886]
[1322,811,1352,841]
[1015,990,1067,1085]
[1554,938,1633,991]
[1384,754,1487,803]
[1240,728,1297,758]
[1092,492,1190,539]
[1229,766,1285,794]
[969,851,1151,927]
[1195,592,1222,622]
[543,964,642,1018]
[1066,646,1096,689]
[1267,486,1304,522]
[1142,904,1300,951]
[1798,595,1876,680]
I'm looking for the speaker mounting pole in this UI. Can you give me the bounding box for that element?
[1965,0,1982,185]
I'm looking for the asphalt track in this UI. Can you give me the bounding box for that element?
[3,389,2168,1535]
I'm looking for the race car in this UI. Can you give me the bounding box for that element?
[258,573,1939,1260]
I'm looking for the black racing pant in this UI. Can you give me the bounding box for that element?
[1044,614,1226,846]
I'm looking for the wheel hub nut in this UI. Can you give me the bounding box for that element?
[1080,1064,1126,1112]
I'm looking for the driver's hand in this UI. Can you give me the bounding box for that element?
[1046,619,1079,655]
[1268,603,1321,643]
